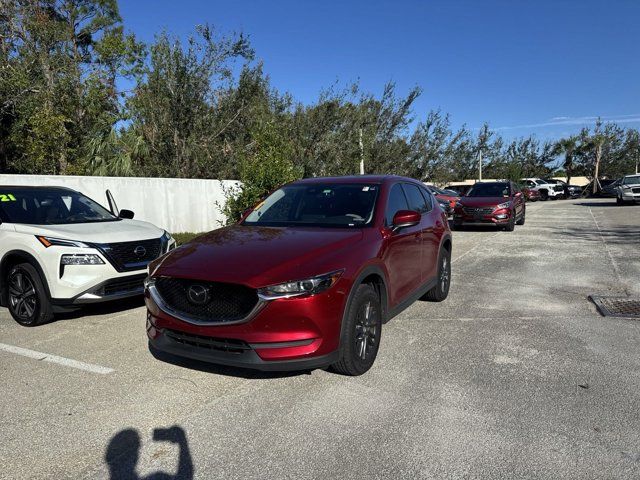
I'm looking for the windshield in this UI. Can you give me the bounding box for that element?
[622,175,640,185]
[0,188,118,225]
[243,183,379,228]
[466,183,511,197]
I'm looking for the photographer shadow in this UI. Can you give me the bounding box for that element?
[105,426,193,480]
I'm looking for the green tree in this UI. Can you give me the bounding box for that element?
[221,121,302,224]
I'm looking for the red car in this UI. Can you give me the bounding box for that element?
[145,176,452,375]
[521,186,540,202]
[425,186,460,214]
[452,181,526,231]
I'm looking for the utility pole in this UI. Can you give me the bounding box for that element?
[359,128,365,175]
[478,149,483,181]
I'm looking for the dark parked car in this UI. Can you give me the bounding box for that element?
[601,178,621,197]
[145,176,452,375]
[453,181,525,231]
[444,185,472,196]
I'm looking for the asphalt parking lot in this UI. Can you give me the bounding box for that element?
[1,197,639,479]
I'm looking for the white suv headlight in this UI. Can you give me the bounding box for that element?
[258,270,344,300]
[496,202,511,209]
[61,254,104,265]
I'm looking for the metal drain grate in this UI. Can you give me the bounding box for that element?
[589,295,640,318]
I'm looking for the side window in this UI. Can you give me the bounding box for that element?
[402,183,429,214]
[420,186,434,211]
[385,183,409,226]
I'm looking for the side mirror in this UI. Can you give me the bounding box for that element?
[119,209,135,219]
[392,210,421,232]
[515,191,523,198]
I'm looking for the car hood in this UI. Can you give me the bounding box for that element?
[153,225,364,287]
[459,197,509,207]
[12,219,164,243]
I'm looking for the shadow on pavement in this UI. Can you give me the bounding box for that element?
[105,426,193,480]
[574,201,625,208]
[55,296,145,321]
[148,343,312,380]
[554,225,640,244]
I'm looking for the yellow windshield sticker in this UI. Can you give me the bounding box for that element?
[0,194,17,202]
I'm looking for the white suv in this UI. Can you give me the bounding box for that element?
[616,174,640,205]
[520,178,564,200]
[0,186,175,326]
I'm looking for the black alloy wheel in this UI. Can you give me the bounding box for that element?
[7,263,53,326]
[332,284,382,376]
[422,247,451,302]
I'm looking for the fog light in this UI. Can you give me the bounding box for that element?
[60,254,104,265]
[495,214,508,219]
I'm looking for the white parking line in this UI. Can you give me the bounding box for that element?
[0,343,114,375]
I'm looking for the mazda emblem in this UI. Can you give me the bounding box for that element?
[187,284,210,305]
[134,245,146,257]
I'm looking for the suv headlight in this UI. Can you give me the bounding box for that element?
[37,236,89,248]
[61,254,104,265]
[496,202,511,209]
[258,270,344,300]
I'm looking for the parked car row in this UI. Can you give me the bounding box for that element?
[1,176,452,376]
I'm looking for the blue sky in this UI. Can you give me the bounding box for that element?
[119,0,640,141]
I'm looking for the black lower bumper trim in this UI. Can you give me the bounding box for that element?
[149,329,338,372]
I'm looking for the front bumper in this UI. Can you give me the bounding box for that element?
[453,209,511,226]
[620,189,640,201]
[144,279,349,371]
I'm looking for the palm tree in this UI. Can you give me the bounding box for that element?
[553,135,579,185]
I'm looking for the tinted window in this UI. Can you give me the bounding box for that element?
[385,183,409,225]
[0,188,117,225]
[402,183,429,213]
[420,187,434,209]
[243,183,379,228]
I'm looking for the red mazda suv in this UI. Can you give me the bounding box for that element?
[145,176,452,375]
[452,181,525,231]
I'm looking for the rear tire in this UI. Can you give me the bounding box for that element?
[422,247,451,302]
[332,284,382,376]
[6,263,54,326]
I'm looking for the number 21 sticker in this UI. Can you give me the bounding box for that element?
[0,194,17,202]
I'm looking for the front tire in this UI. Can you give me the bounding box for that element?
[6,263,53,326]
[422,246,451,302]
[540,190,549,201]
[332,284,382,376]
[516,208,526,225]
[504,212,516,231]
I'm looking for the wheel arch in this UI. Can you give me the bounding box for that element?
[338,265,389,346]
[0,250,51,306]
[441,234,452,255]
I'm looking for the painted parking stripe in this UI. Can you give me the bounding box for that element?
[0,343,114,375]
